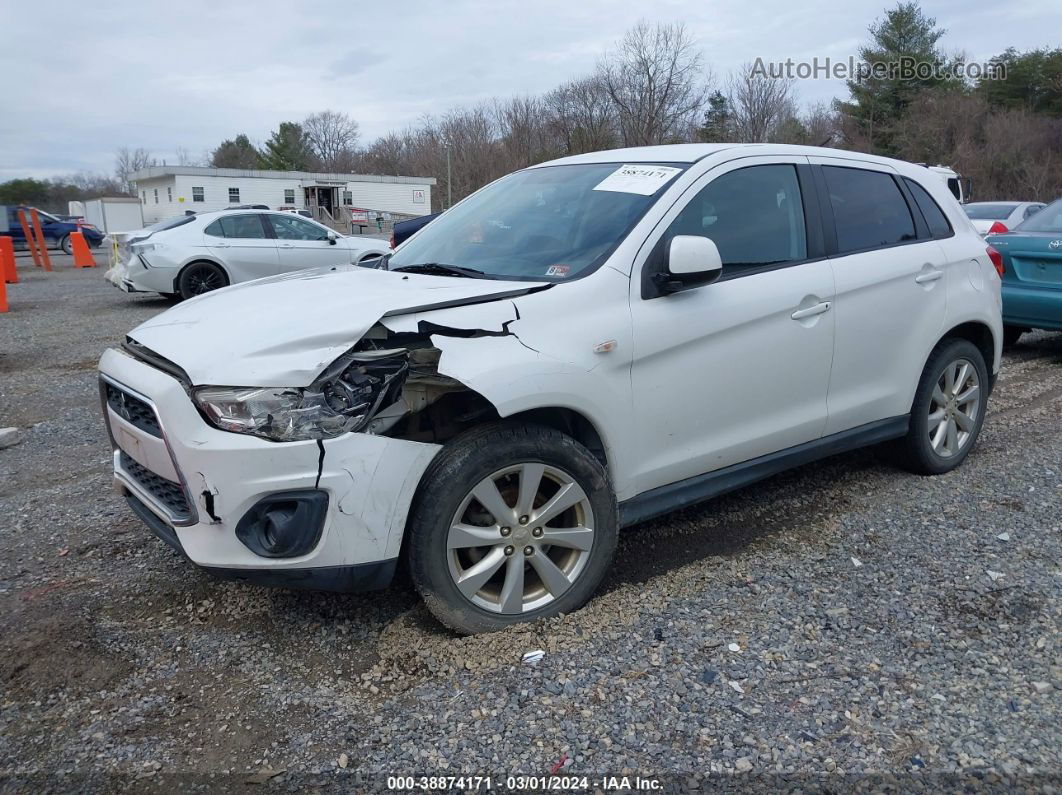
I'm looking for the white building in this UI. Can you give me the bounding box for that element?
[131,166,436,226]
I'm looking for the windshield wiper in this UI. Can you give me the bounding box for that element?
[391,262,491,279]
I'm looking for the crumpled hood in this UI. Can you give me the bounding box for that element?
[127,264,545,386]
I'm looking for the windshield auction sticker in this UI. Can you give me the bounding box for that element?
[593,164,682,195]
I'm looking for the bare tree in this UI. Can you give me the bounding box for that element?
[114,147,154,195]
[599,21,709,146]
[726,62,797,143]
[175,146,206,166]
[303,110,361,172]
[545,76,618,154]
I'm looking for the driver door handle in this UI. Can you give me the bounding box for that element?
[791,301,831,320]
[915,269,943,283]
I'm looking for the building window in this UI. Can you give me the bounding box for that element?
[167,187,172,202]
[153,189,158,204]
[342,190,352,205]
[192,186,205,202]
[228,187,240,203]
[141,191,146,204]
[284,189,295,204]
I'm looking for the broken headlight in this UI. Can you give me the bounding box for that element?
[193,349,408,442]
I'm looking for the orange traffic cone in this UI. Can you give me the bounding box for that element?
[71,232,97,268]
[0,236,16,283]
[0,276,7,313]
[29,210,53,272]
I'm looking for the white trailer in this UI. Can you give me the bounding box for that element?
[926,166,972,204]
[84,198,145,234]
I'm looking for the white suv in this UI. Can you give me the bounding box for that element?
[99,144,1002,634]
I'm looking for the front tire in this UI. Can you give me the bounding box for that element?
[59,235,72,255]
[892,338,988,475]
[177,261,228,300]
[407,422,618,634]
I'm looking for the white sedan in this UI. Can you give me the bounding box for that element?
[109,209,389,300]
[963,201,1045,235]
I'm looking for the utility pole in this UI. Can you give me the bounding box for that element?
[446,145,452,209]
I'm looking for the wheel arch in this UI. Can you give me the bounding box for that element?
[940,320,996,378]
[355,248,390,266]
[502,406,609,471]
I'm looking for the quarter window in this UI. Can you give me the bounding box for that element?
[192,187,205,202]
[284,189,295,204]
[228,187,240,203]
[823,167,916,254]
[665,164,807,276]
[267,214,329,241]
[204,214,266,239]
[903,178,952,239]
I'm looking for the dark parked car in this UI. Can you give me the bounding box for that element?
[390,211,440,248]
[4,206,104,254]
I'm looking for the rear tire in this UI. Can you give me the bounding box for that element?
[892,338,988,475]
[1002,325,1027,347]
[407,421,618,634]
[177,261,228,300]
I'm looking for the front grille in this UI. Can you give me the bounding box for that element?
[120,452,191,522]
[106,383,161,437]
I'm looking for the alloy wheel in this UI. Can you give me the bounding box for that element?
[446,462,595,614]
[187,265,224,295]
[928,357,981,457]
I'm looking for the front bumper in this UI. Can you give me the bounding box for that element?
[98,347,441,590]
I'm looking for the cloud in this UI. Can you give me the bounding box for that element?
[329,50,384,78]
[2,0,1060,179]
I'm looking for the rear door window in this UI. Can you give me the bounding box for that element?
[904,178,953,239]
[823,166,916,254]
[204,214,268,239]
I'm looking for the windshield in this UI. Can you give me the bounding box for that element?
[388,162,685,281]
[964,203,1017,220]
[1014,199,1062,233]
[35,210,60,224]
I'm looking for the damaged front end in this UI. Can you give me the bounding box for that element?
[353,324,499,443]
[192,349,410,443]
[188,322,500,446]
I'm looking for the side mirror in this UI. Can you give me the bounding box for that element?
[327,232,338,245]
[655,235,723,294]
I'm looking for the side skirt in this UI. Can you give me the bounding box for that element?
[618,415,910,528]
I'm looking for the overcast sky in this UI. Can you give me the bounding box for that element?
[2,0,1058,181]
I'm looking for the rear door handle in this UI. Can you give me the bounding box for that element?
[213,243,230,248]
[915,269,943,283]
[280,243,294,248]
[791,301,831,320]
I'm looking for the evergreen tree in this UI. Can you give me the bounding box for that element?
[211,134,261,169]
[838,2,953,155]
[977,47,1062,118]
[257,123,316,171]
[698,91,733,142]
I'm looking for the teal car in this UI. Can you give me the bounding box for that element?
[987,197,1062,345]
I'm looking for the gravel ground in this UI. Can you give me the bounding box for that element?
[0,254,1059,792]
